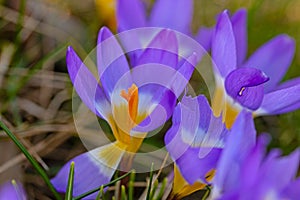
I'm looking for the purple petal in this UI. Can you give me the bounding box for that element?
[178,95,216,145]
[231,9,247,65]
[240,134,269,189]
[66,46,111,120]
[282,178,300,199]
[214,111,256,193]
[170,53,196,97]
[149,0,193,34]
[257,83,300,115]
[212,10,237,77]
[164,105,187,160]
[176,147,222,184]
[242,35,295,92]
[276,76,300,90]
[52,143,124,199]
[259,148,300,191]
[116,0,146,31]
[135,29,178,69]
[97,27,132,99]
[225,67,269,110]
[195,26,214,52]
[165,95,227,184]
[0,181,26,200]
[133,88,176,132]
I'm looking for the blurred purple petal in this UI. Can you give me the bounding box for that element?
[213,111,256,194]
[116,0,147,31]
[259,148,300,190]
[242,35,295,92]
[52,143,124,199]
[212,10,237,77]
[282,178,300,199]
[66,46,111,119]
[97,27,132,99]
[149,0,193,34]
[240,134,269,189]
[257,83,300,115]
[231,9,247,65]
[225,67,269,110]
[0,181,26,200]
[195,27,214,52]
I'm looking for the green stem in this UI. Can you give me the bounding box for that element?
[0,121,61,200]
[73,171,133,200]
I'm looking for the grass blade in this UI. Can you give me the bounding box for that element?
[0,120,61,200]
[121,185,127,200]
[128,170,135,200]
[65,162,75,200]
[95,185,105,200]
[146,163,154,200]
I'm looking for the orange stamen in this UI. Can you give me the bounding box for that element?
[120,84,139,123]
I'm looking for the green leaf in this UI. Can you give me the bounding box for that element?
[65,162,75,200]
[0,121,61,200]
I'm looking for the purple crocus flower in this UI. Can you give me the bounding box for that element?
[211,131,300,199]
[0,181,27,200]
[211,9,300,128]
[116,0,213,51]
[165,95,228,199]
[51,27,196,198]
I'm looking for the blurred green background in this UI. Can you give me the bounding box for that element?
[0,0,299,199]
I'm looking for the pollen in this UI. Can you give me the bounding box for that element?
[120,84,139,123]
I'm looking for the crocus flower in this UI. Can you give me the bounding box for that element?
[51,27,196,198]
[211,9,300,128]
[117,0,213,51]
[164,95,228,199]
[0,180,27,200]
[211,132,300,199]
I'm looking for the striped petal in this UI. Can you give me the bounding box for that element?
[212,10,237,77]
[116,0,146,31]
[225,67,269,110]
[149,0,193,34]
[66,46,111,120]
[242,35,295,92]
[51,142,124,199]
[97,27,132,100]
